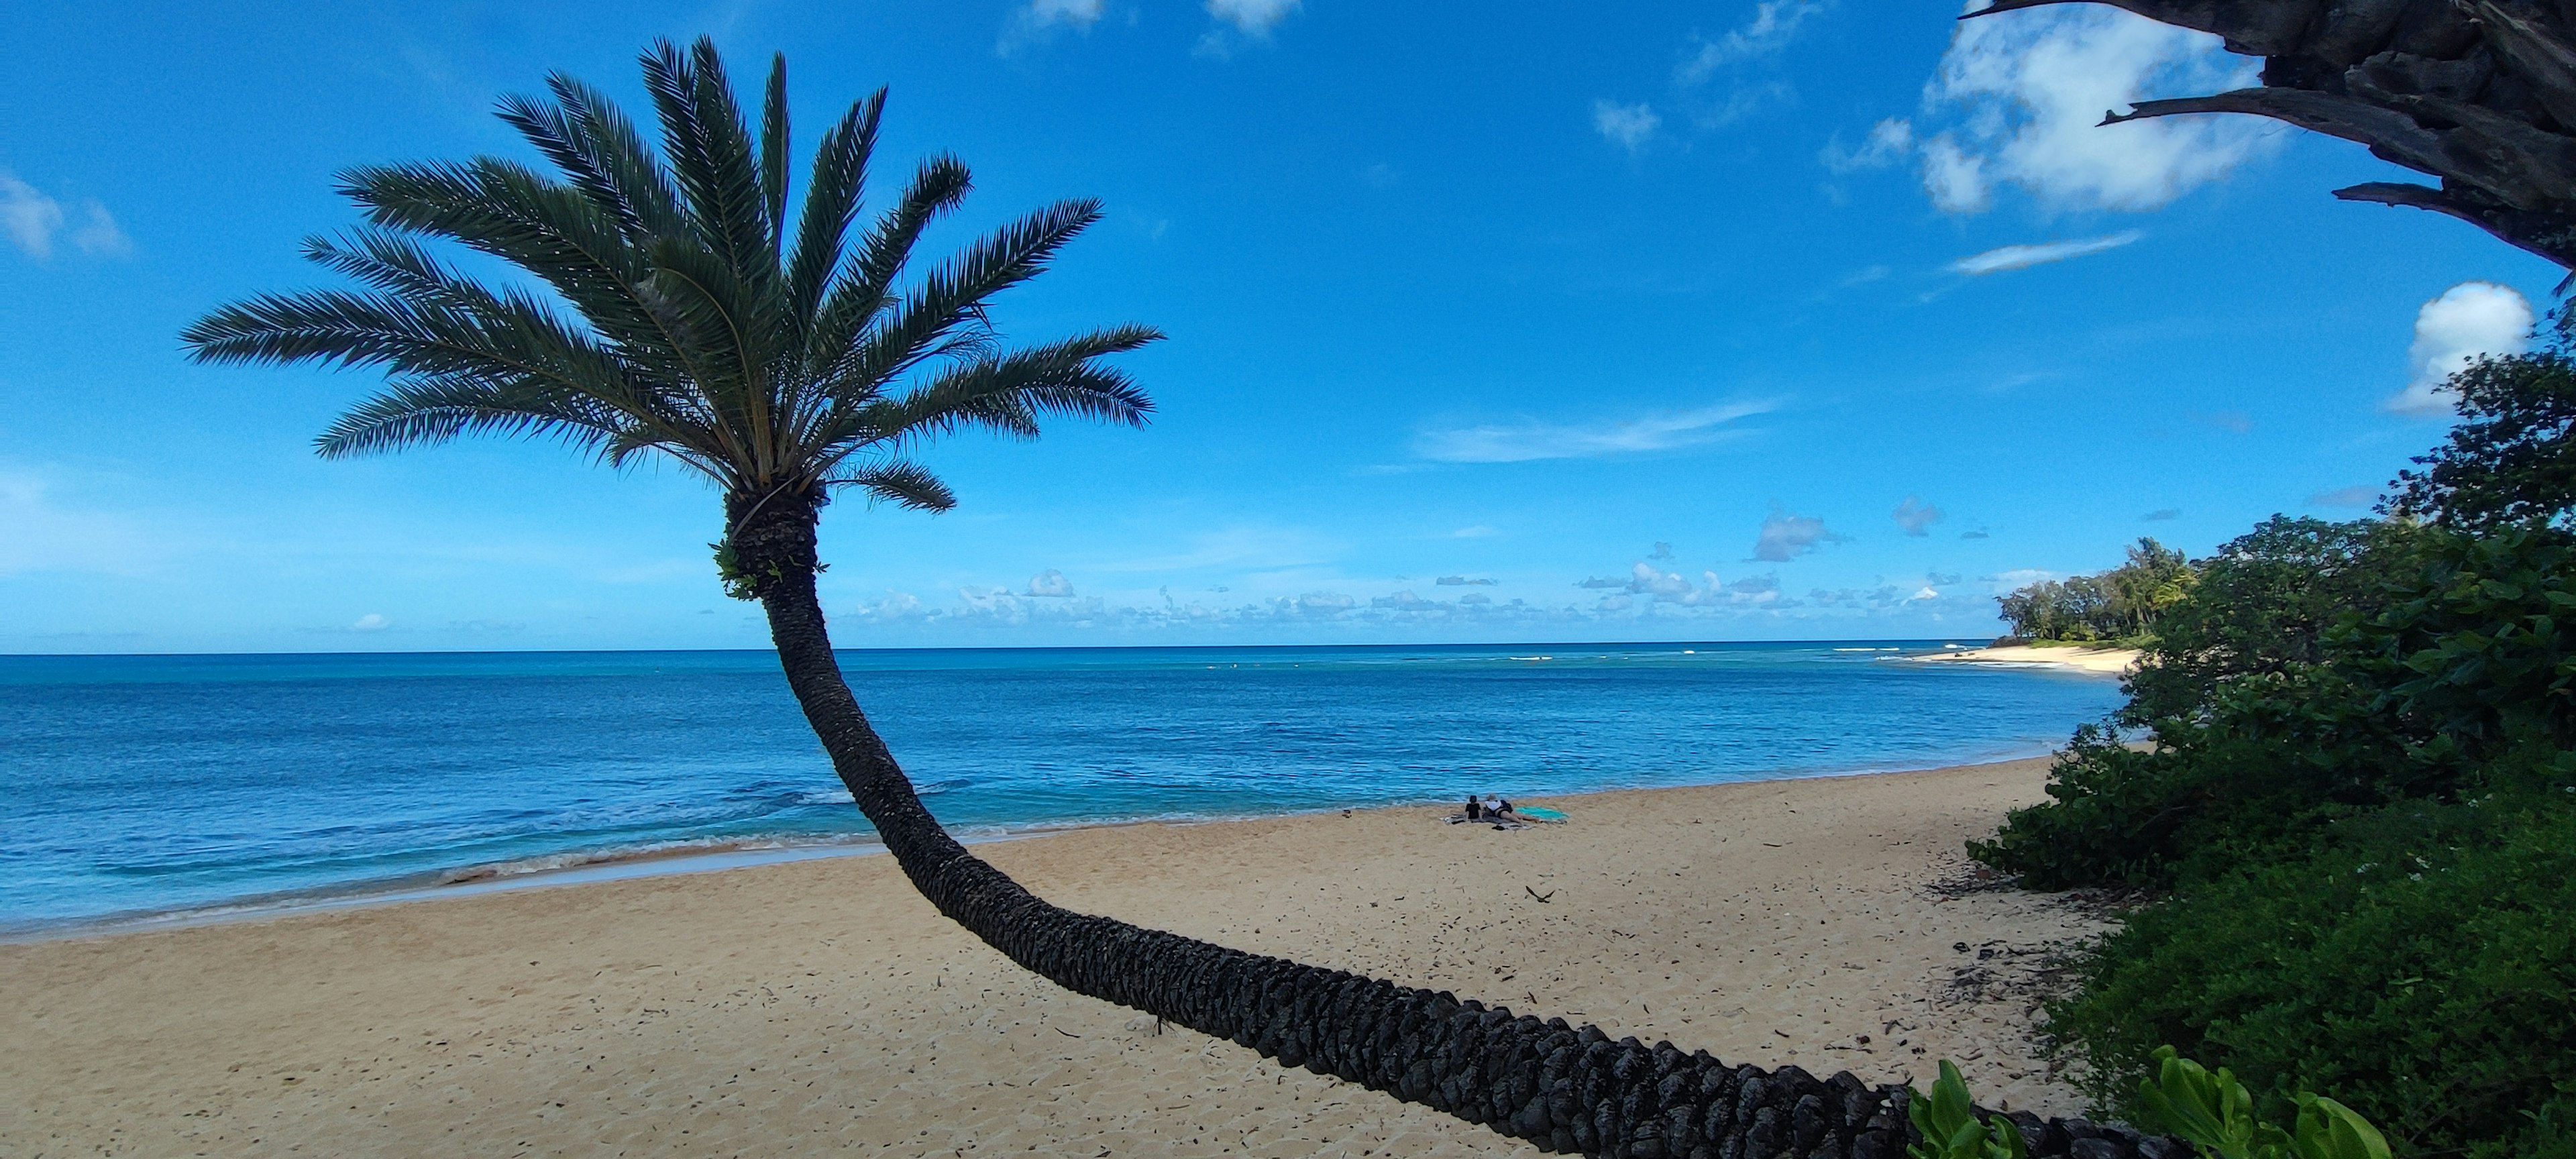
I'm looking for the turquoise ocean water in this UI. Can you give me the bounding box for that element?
[0,642,2119,933]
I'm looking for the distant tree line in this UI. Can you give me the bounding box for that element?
[1994,539,2192,643]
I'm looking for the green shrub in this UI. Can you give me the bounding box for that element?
[2041,791,2576,1158]
[1973,526,2576,889]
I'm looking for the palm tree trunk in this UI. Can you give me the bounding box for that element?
[739,506,2153,1159]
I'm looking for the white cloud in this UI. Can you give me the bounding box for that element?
[1921,4,2275,213]
[1820,117,1914,173]
[1,174,129,260]
[1919,134,1989,213]
[1678,0,1827,82]
[1752,509,1849,561]
[1947,231,2141,275]
[1000,0,1106,51]
[1434,575,1496,586]
[2385,281,2534,417]
[1208,0,1298,34]
[1593,99,1661,152]
[352,613,391,632]
[1416,400,1772,463]
[1892,495,1946,536]
[1024,568,1076,597]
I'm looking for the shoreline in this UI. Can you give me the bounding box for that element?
[0,754,2108,1156]
[2,748,2075,945]
[1910,644,2140,675]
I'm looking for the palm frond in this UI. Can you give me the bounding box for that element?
[806,154,971,382]
[759,53,790,255]
[335,158,700,382]
[830,198,1104,396]
[497,73,688,243]
[808,324,1159,470]
[785,89,885,339]
[311,372,683,472]
[825,458,957,512]
[641,39,777,298]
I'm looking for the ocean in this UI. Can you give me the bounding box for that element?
[0,642,2121,934]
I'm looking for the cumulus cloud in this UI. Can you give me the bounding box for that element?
[2385,281,2534,417]
[1753,509,1849,562]
[1678,0,1827,82]
[1919,4,2275,213]
[1649,542,1674,560]
[1820,117,1915,173]
[1576,575,1626,590]
[1,174,129,260]
[1948,231,2140,275]
[1416,400,1772,463]
[1892,496,1945,537]
[1593,99,1661,152]
[1024,568,1076,598]
[1208,0,1298,34]
[2308,485,2377,508]
[351,613,391,632]
[1435,575,1497,586]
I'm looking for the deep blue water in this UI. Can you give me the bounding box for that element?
[0,642,2120,931]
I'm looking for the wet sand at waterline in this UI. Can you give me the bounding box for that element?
[1,757,2107,1158]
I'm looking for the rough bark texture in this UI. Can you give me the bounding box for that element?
[1974,0,2576,268]
[730,493,2179,1158]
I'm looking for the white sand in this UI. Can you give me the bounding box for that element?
[0,757,2106,1157]
[1917,645,2140,675]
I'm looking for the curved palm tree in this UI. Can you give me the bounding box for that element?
[182,39,2151,1159]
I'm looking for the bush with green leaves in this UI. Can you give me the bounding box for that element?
[2043,791,2576,1158]
[1972,524,2576,889]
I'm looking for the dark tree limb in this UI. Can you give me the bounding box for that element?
[1969,0,2576,268]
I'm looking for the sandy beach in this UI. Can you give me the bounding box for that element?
[1,757,2106,1158]
[1916,645,2141,675]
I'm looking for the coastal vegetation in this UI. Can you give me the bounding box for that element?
[1972,319,2576,1158]
[1994,539,2192,645]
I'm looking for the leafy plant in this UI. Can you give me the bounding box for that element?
[1909,1060,2029,1159]
[2136,1046,2388,1159]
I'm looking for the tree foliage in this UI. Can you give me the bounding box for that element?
[2390,317,2576,533]
[1996,539,2192,643]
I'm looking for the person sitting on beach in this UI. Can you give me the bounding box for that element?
[1484,795,1517,821]
[1462,795,1483,820]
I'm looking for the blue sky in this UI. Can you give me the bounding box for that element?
[0,0,2558,652]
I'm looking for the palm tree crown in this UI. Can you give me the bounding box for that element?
[183,36,1157,569]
